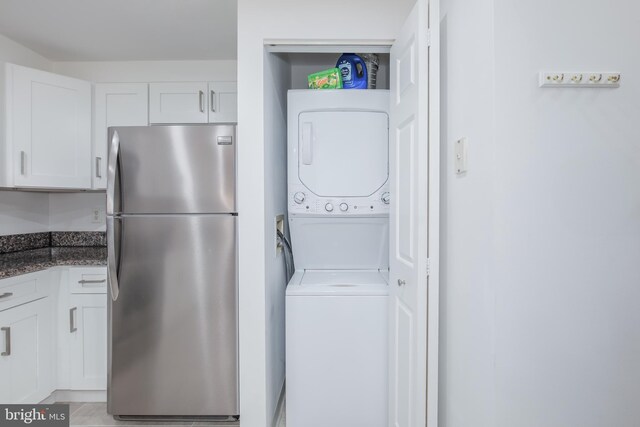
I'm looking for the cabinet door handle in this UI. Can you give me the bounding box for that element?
[1,327,10,356]
[20,151,25,175]
[70,307,77,333]
[96,157,102,179]
[210,90,216,112]
[78,279,106,287]
[0,292,13,299]
[199,90,205,113]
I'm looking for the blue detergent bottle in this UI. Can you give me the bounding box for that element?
[336,53,368,89]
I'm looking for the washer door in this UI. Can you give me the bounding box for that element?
[298,111,388,197]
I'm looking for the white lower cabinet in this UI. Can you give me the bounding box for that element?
[68,293,107,390]
[63,266,108,392]
[0,266,108,403]
[0,297,54,403]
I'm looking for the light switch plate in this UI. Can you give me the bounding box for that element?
[91,207,105,224]
[455,138,468,175]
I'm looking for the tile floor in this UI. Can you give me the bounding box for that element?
[63,403,240,427]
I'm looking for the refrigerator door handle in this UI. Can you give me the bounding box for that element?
[107,130,120,215]
[107,216,120,301]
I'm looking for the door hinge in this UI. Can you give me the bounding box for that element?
[426,258,431,276]
[426,29,432,47]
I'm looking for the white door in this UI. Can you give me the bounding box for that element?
[10,64,92,189]
[389,0,438,425]
[0,298,54,403]
[93,83,149,189]
[69,294,108,390]
[149,82,208,124]
[208,82,237,123]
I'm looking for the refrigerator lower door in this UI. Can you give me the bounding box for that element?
[107,214,237,416]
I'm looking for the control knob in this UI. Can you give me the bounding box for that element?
[339,203,349,212]
[381,192,391,205]
[293,192,306,204]
[325,203,334,212]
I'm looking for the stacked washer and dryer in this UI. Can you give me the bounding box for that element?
[285,90,390,427]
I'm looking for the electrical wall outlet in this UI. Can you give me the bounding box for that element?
[91,207,105,224]
[276,214,285,255]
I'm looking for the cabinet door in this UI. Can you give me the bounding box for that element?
[93,83,148,189]
[0,297,54,403]
[208,82,237,123]
[149,82,208,124]
[69,294,107,390]
[9,64,92,189]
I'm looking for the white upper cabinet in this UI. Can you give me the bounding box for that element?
[208,81,237,123]
[3,63,92,189]
[149,82,209,124]
[93,83,149,189]
[149,81,237,124]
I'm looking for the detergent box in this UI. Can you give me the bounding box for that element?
[307,68,343,89]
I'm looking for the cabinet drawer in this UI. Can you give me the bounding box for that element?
[69,267,107,294]
[0,271,50,311]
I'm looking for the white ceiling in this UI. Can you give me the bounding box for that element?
[0,0,237,61]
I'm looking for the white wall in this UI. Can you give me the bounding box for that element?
[0,191,49,235]
[263,52,290,424]
[0,191,106,236]
[52,60,237,82]
[237,1,415,426]
[0,33,51,71]
[49,193,106,232]
[440,0,640,426]
[439,0,497,424]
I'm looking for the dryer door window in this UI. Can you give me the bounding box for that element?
[298,111,388,197]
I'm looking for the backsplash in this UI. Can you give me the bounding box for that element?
[0,231,106,254]
[51,231,107,247]
[0,232,51,254]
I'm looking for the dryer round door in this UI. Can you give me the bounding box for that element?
[298,110,389,197]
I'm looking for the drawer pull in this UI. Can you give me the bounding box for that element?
[70,307,77,333]
[96,157,102,179]
[0,292,13,299]
[78,279,106,287]
[1,327,10,356]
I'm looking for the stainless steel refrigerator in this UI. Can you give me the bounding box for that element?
[106,125,238,419]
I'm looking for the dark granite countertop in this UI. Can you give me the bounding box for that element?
[0,246,107,279]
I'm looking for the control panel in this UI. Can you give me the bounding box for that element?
[288,185,390,216]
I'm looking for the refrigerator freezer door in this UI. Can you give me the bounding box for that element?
[108,125,236,214]
[108,214,238,416]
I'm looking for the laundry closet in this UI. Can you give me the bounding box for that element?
[235,2,438,426]
[270,49,391,427]
[259,29,435,426]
